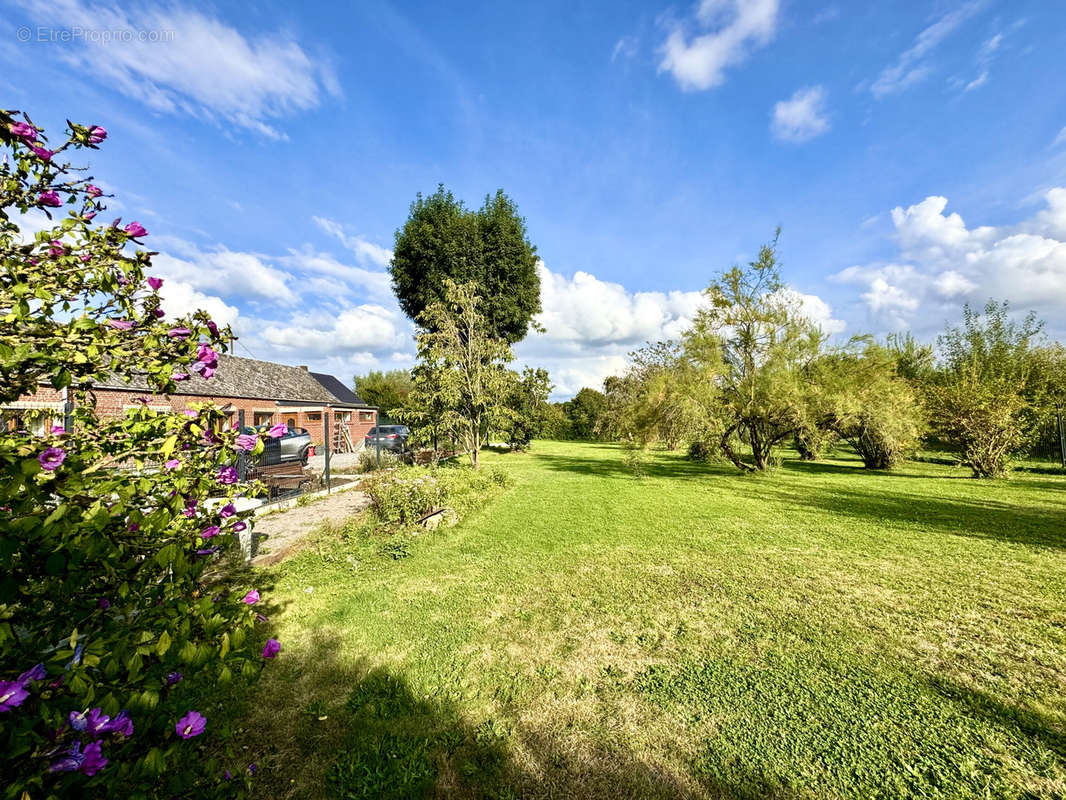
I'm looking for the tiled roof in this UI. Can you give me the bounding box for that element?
[99,355,355,405]
[310,372,367,407]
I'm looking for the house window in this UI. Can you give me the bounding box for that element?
[359,411,374,422]
[286,417,297,428]
[254,412,274,426]
[335,411,352,423]
[305,412,321,422]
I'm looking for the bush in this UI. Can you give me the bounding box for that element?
[362,466,512,528]
[0,111,279,797]
[686,440,714,462]
[358,447,403,472]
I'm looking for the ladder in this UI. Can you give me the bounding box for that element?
[331,422,356,454]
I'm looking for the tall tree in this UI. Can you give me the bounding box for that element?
[400,281,514,469]
[390,186,541,343]
[928,301,1044,477]
[562,387,608,440]
[685,232,823,472]
[501,367,553,451]
[353,369,413,421]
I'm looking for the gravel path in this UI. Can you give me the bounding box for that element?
[250,485,371,566]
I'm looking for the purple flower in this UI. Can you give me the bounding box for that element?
[195,343,219,368]
[232,521,247,533]
[224,770,232,780]
[80,741,108,775]
[104,709,133,737]
[196,546,219,557]
[18,664,46,684]
[51,425,66,435]
[88,126,107,144]
[68,709,89,731]
[200,365,216,379]
[256,613,269,623]
[217,466,238,485]
[38,447,66,471]
[83,213,96,223]
[49,741,85,773]
[38,190,62,207]
[86,184,102,198]
[219,502,236,518]
[248,762,258,775]
[164,459,181,471]
[166,671,183,687]
[167,326,191,339]
[176,710,206,739]
[9,121,37,141]
[0,680,28,712]
[124,221,148,238]
[267,423,287,438]
[85,707,113,736]
[262,638,281,659]
[152,307,165,318]
[242,589,260,605]
[127,521,140,532]
[182,409,198,418]
[31,145,54,161]
[97,597,110,610]
[200,525,220,539]
[107,319,134,330]
[172,372,190,382]
[147,276,164,291]
[235,433,258,452]
[49,240,65,256]
[206,319,219,337]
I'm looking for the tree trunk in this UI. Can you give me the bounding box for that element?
[720,424,754,473]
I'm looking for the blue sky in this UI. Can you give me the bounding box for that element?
[4,0,1066,397]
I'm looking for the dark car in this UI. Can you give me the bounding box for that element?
[245,426,312,466]
[364,425,410,452]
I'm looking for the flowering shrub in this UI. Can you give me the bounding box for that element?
[363,465,513,528]
[0,110,277,797]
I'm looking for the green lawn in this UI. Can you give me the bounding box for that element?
[246,441,1066,799]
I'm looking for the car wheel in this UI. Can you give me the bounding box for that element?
[300,448,309,466]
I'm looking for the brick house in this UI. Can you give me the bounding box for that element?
[4,355,377,454]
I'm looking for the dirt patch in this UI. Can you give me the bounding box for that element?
[251,487,371,566]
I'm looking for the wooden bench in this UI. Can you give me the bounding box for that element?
[248,463,318,499]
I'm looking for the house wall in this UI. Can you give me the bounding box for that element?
[9,386,377,454]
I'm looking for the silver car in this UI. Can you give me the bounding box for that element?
[246,426,312,466]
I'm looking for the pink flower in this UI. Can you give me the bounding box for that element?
[200,525,220,539]
[9,121,37,141]
[167,327,192,339]
[175,710,206,739]
[232,521,247,533]
[51,425,65,435]
[171,373,190,382]
[235,433,257,452]
[38,447,66,471]
[147,276,164,291]
[182,409,198,418]
[48,240,65,257]
[261,638,281,659]
[84,211,97,221]
[86,184,103,198]
[124,221,148,238]
[30,145,53,161]
[267,423,287,438]
[80,253,91,262]
[217,466,238,485]
[242,590,260,605]
[219,503,236,518]
[164,459,181,471]
[38,191,62,207]
[88,126,107,144]
[107,319,134,330]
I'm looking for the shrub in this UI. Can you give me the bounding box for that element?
[0,111,279,797]
[362,466,512,528]
[686,440,715,462]
[358,447,402,472]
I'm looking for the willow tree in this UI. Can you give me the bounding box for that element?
[684,232,822,472]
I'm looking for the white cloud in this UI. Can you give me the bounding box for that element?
[15,0,338,138]
[833,189,1066,330]
[312,217,393,268]
[158,279,240,327]
[870,1,985,98]
[659,0,779,91]
[781,288,846,333]
[279,246,394,303]
[255,304,413,359]
[1053,127,1066,149]
[771,85,830,143]
[152,241,293,302]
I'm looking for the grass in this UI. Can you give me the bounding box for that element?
[243,440,1066,799]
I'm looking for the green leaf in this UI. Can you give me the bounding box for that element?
[156,630,171,657]
[160,434,178,458]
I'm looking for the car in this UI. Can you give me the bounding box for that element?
[245,425,312,466]
[364,425,410,452]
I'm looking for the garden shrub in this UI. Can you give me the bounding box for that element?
[0,111,280,798]
[362,466,512,528]
[686,440,714,462]
[358,447,402,472]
